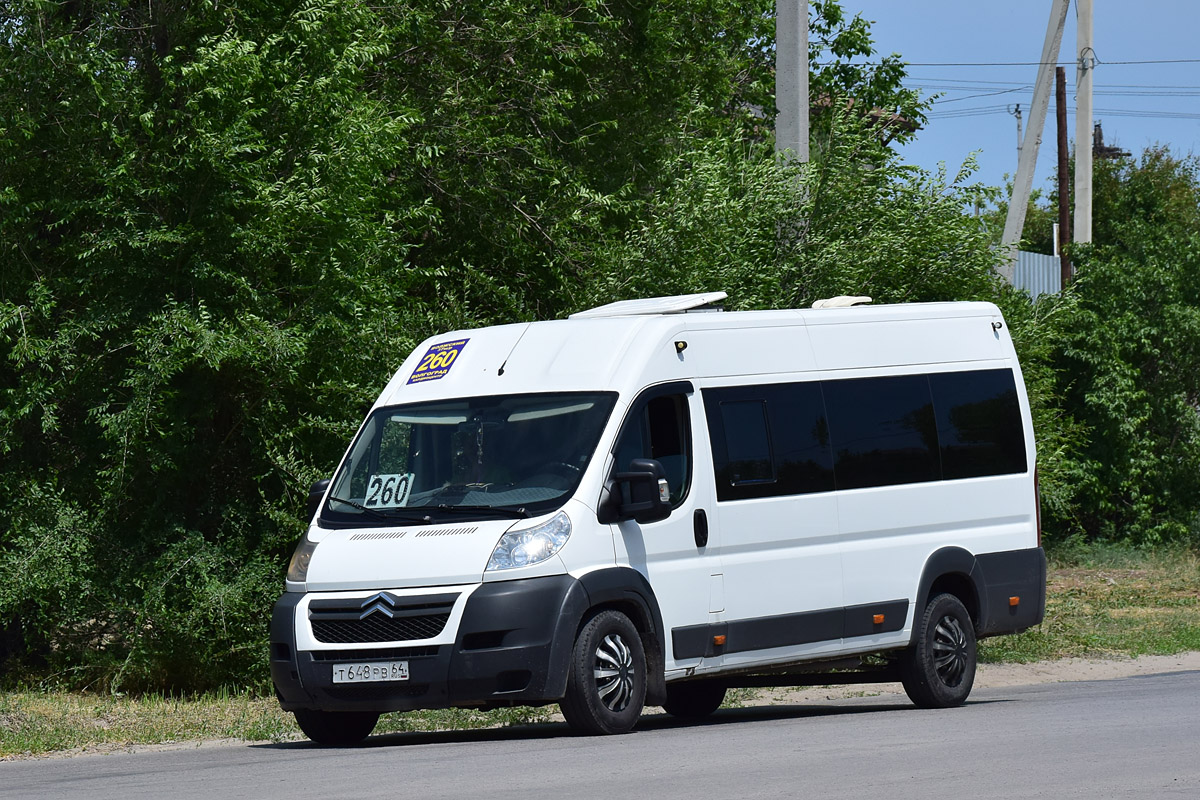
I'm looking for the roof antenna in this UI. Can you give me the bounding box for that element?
[497,322,533,376]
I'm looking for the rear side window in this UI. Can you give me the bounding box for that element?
[704,368,1027,502]
[823,375,938,490]
[704,383,834,501]
[930,369,1027,479]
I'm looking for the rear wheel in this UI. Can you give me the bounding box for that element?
[901,593,976,708]
[662,680,726,719]
[560,610,646,735]
[293,709,379,746]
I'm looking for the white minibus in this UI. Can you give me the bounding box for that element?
[271,292,1046,744]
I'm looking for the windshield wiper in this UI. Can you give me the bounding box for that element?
[435,504,531,519]
[326,496,433,523]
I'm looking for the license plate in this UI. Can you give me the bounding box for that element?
[331,660,410,684]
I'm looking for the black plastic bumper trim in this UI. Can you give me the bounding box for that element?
[270,575,591,713]
[975,546,1047,636]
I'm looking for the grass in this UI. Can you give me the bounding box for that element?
[979,542,1200,662]
[0,691,554,759]
[3,543,1198,758]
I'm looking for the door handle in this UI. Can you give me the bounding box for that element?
[693,509,709,548]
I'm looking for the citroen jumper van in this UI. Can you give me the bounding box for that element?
[271,292,1046,744]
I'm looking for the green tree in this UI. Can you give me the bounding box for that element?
[580,114,1003,311]
[1047,149,1200,543]
[0,0,440,689]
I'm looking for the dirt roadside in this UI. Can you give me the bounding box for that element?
[754,651,1200,705]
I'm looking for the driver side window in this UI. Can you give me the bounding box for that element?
[613,392,692,506]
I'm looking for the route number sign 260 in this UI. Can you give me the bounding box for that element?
[407,338,468,385]
[364,473,414,508]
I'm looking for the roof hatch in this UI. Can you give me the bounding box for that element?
[569,292,728,319]
[811,295,872,309]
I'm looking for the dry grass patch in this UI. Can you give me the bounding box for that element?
[0,691,295,759]
[0,691,555,759]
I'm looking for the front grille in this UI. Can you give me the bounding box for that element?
[309,593,458,644]
[312,614,450,643]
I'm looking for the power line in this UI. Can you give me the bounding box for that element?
[926,105,1200,121]
[912,80,1200,95]
[934,87,1030,104]
[924,87,1200,100]
[908,75,1200,90]
[819,58,1200,68]
[1094,107,1200,120]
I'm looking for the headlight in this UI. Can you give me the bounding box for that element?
[486,512,572,571]
[286,535,319,582]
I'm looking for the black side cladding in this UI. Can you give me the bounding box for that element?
[913,546,1046,642]
[974,548,1047,636]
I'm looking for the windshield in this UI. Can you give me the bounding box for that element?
[321,392,617,526]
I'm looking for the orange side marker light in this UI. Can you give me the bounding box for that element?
[712,634,727,646]
[1009,596,1020,607]
[873,614,885,625]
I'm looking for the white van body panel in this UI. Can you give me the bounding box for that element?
[838,476,1036,611]
[608,388,723,673]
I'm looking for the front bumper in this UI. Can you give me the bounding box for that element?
[271,574,588,713]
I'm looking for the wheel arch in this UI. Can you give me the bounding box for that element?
[910,546,986,645]
[576,567,668,706]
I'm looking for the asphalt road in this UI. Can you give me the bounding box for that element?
[5,671,1198,800]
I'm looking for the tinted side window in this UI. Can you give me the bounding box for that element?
[930,369,1028,479]
[719,400,774,485]
[771,383,836,496]
[824,375,938,490]
[613,393,692,505]
[704,383,834,501]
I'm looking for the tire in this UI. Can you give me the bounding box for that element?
[560,610,647,735]
[293,709,379,746]
[901,593,977,709]
[662,680,726,719]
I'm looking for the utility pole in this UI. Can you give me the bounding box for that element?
[776,0,809,163]
[1074,0,1095,243]
[1009,103,1023,152]
[1000,0,1070,284]
[1056,66,1072,287]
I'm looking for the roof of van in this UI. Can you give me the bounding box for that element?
[373,295,1012,408]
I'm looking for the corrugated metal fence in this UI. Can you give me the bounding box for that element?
[1014,250,1061,300]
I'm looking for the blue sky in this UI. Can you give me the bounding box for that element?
[846,1,1200,199]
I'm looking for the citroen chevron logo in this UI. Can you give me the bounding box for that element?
[359,592,398,620]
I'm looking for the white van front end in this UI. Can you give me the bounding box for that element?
[270,389,638,715]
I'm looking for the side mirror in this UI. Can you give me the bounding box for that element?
[610,458,672,524]
[306,478,332,523]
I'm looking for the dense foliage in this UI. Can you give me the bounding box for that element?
[1,1,1197,694]
[0,0,935,691]
[1045,150,1200,543]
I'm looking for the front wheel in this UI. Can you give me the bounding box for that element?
[901,593,977,709]
[560,610,646,735]
[293,709,379,746]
